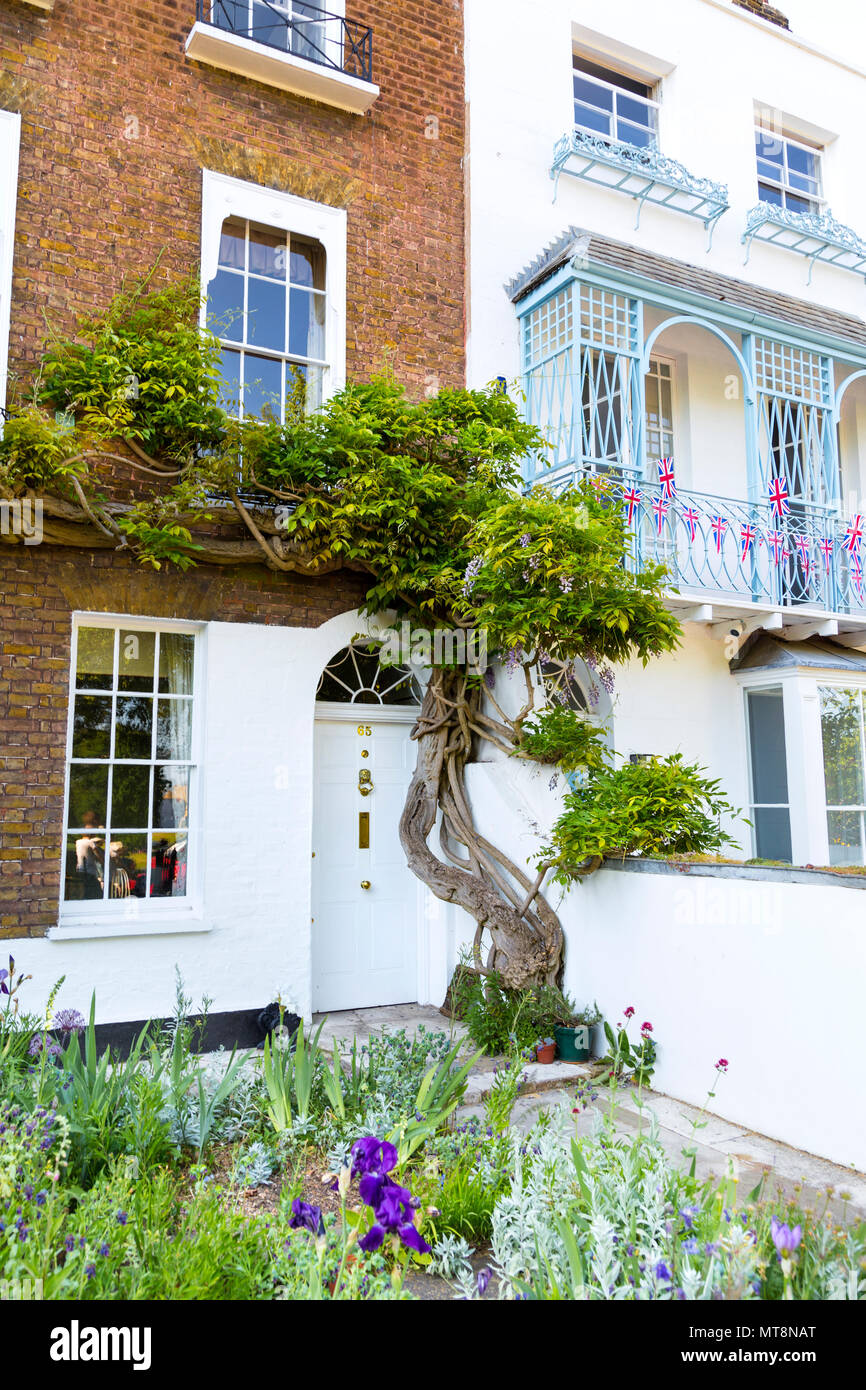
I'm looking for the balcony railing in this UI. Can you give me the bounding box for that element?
[196,0,373,84]
[558,471,866,616]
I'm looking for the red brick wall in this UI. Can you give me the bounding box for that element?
[0,0,465,936]
[0,0,465,392]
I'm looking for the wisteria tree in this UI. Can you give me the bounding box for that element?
[0,272,735,989]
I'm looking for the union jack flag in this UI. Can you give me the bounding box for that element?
[767,530,785,565]
[843,515,863,555]
[740,523,757,563]
[795,534,813,576]
[710,515,728,554]
[657,457,676,500]
[768,476,790,518]
[681,504,700,545]
[818,536,834,573]
[621,486,642,525]
[652,493,670,535]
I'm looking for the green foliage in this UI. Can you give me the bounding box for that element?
[39,269,226,462]
[452,967,552,1055]
[519,704,610,775]
[545,754,740,881]
[600,1019,658,1087]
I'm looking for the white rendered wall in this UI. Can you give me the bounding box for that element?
[5,610,444,1027]
[465,0,866,393]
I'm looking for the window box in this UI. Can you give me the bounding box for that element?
[186,2,379,115]
[742,202,866,282]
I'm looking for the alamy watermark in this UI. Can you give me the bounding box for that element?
[379,619,488,673]
[0,497,43,546]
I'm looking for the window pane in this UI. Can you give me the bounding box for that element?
[574,103,611,137]
[109,833,147,899]
[820,687,864,805]
[218,217,246,271]
[158,633,195,695]
[616,119,654,149]
[64,832,105,901]
[67,766,108,829]
[72,695,112,759]
[118,630,156,692]
[153,766,191,829]
[247,276,286,352]
[753,806,792,862]
[289,287,325,359]
[827,810,863,866]
[115,696,153,760]
[157,699,192,760]
[759,182,784,208]
[755,129,784,166]
[784,191,813,214]
[76,627,114,690]
[573,75,613,111]
[249,222,287,279]
[207,268,245,342]
[617,94,652,128]
[287,362,324,415]
[150,833,188,899]
[243,353,283,421]
[786,142,818,179]
[747,688,789,803]
[111,764,150,830]
[218,348,241,415]
[290,237,325,290]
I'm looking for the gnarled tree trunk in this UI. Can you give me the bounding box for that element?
[399,665,564,990]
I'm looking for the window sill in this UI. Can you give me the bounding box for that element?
[184,22,379,115]
[48,916,213,942]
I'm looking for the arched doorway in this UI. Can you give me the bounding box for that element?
[312,642,424,1011]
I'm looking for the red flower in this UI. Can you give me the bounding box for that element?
[716,1058,729,1072]
[623,1007,635,1019]
[640,1021,652,1034]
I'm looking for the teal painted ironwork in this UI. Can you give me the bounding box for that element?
[742,202,866,283]
[550,129,729,248]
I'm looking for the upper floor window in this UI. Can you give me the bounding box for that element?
[63,620,200,914]
[755,126,822,215]
[200,171,347,423]
[207,216,327,420]
[645,357,675,463]
[572,55,658,150]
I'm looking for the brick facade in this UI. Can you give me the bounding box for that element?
[732,0,790,30]
[0,0,466,937]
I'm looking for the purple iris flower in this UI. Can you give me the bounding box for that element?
[654,1261,672,1281]
[375,1182,415,1232]
[477,1266,492,1296]
[359,1225,385,1253]
[397,1223,430,1255]
[770,1218,802,1256]
[358,1172,387,1209]
[681,1238,699,1255]
[350,1137,398,1179]
[289,1199,325,1236]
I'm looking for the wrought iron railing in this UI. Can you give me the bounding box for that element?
[541,469,866,616]
[198,0,374,83]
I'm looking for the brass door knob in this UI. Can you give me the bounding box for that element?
[360,880,371,890]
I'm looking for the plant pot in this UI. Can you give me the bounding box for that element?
[535,1042,556,1064]
[554,1024,591,1063]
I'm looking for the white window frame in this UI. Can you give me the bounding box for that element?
[54,614,208,939]
[200,169,347,412]
[0,109,21,416]
[644,354,676,465]
[815,677,866,867]
[755,126,824,215]
[572,56,659,149]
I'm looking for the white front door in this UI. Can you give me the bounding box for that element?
[312,713,419,1011]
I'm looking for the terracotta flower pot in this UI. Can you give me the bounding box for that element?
[536,1042,556,1064]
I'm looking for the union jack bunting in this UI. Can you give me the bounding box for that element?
[740,523,757,563]
[710,515,728,554]
[681,504,700,545]
[767,530,785,565]
[843,515,863,555]
[768,476,790,519]
[818,537,834,573]
[657,457,676,500]
[853,555,864,603]
[795,535,812,576]
[652,493,670,535]
[621,486,642,525]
